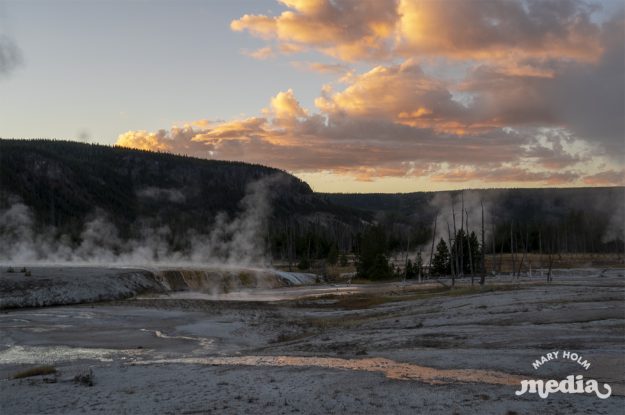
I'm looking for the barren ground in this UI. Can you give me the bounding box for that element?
[0,268,624,414]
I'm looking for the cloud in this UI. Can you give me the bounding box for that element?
[232,0,604,63]
[117,89,607,185]
[268,88,308,120]
[118,1,624,188]
[583,170,625,186]
[459,13,625,154]
[231,0,399,61]
[395,0,602,61]
[0,34,21,76]
[230,1,624,153]
[291,61,349,74]
[430,166,581,185]
[117,129,175,152]
[315,61,477,134]
[524,130,586,169]
[244,46,275,60]
[544,13,625,154]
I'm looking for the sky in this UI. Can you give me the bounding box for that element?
[0,0,623,193]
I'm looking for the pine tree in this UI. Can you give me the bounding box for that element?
[431,238,451,276]
[405,259,416,279]
[326,244,339,265]
[356,226,393,280]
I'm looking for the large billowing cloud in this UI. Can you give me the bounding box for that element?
[231,0,399,61]
[232,0,603,62]
[396,0,602,61]
[117,0,624,188]
[116,88,605,185]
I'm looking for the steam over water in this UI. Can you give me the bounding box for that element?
[0,266,319,309]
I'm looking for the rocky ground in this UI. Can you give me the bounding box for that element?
[0,268,623,414]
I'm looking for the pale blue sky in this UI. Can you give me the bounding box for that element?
[0,0,341,143]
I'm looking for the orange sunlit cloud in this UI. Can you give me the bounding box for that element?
[117,1,624,191]
[430,166,581,185]
[231,0,398,61]
[232,0,603,64]
[583,170,625,186]
[115,88,620,188]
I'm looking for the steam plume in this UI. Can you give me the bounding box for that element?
[0,176,282,266]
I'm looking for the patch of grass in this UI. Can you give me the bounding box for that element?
[298,283,525,311]
[348,278,377,285]
[270,331,313,344]
[309,309,402,330]
[11,365,57,379]
[289,282,529,333]
[332,296,388,309]
[238,272,255,288]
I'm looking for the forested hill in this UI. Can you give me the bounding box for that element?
[0,139,622,264]
[0,139,362,240]
[324,187,625,255]
[323,187,625,222]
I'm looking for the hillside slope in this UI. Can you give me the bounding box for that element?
[0,139,360,235]
[0,139,622,263]
[0,139,366,263]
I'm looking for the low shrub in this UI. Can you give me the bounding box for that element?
[11,365,57,379]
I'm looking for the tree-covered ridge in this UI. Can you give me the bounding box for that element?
[0,139,363,254]
[0,139,622,278]
[325,187,624,255]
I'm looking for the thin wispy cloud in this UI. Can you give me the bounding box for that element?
[0,34,20,76]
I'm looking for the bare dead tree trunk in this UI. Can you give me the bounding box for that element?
[524,227,529,274]
[447,221,456,286]
[499,237,505,274]
[404,233,410,281]
[460,191,465,276]
[510,222,515,277]
[547,234,554,283]
[517,227,528,278]
[451,201,459,278]
[538,229,543,273]
[480,201,486,285]
[547,252,554,282]
[429,214,438,277]
[466,210,474,285]
[418,250,423,282]
[287,221,293,272]
[491,222,497,274]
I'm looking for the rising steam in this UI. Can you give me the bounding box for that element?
[0,175,282,266]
